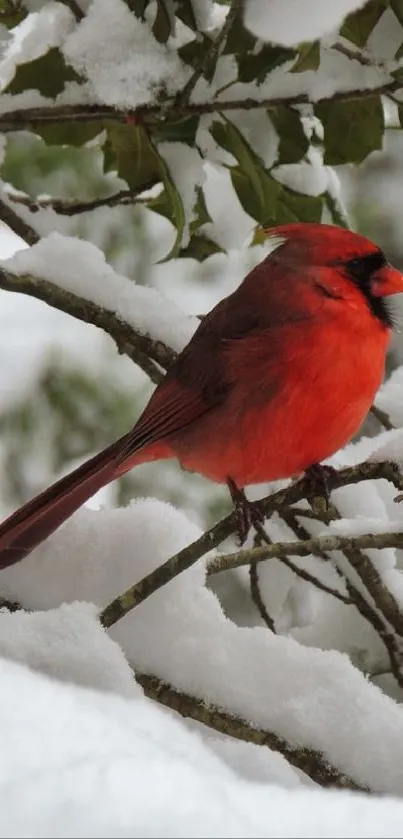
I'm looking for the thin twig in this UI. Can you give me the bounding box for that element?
[249,560,276,631]
[136,671,366,791]
[370,404,395,431]
[9,188,156,216]
[275,509,351,603]
[99,459,403,628]
[0,196,39,247]
[206,531,403,574]
[177,0,240,107]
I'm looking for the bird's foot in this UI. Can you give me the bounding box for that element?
[304,463,339,513]
[227,477,265,546]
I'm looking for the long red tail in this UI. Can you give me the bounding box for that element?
[0,431,136,570]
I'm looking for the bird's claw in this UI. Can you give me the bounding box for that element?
[227,477,265,545]
[304,463,339,512]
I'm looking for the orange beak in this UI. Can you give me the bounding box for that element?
[372,264,403,297]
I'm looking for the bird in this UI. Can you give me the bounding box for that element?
[0,221,402,571]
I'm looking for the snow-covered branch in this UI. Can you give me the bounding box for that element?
[136,671,366,792]
[0,76,400,132]
[99,459,403,629]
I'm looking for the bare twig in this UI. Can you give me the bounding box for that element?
[9,184,160,217]
[370,404,395,431]
[206,531,403,574]
[0,197,39,247]
[99,459,403,628]
[249,560,276,631]
[136,671,366,791]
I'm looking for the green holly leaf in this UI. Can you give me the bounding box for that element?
[223,7,256,54]
[104,123,159,191]
[270,106,309,164]
[315,96,384,164]
[5,48,81,98]
[179,35,213,67]
[391,0,403,27]
[35,122,104,147]
[190,185,213,232]
[174,0,199,31]
[238,45,295,85]
[0,0,26,28]
[340,0,386,47]
[179,234,223,261]
[211,118,281,225]
[277,186,323,223]
[152,0,175,43]
[104,121,185,257]
[152,115,200,146]
[290,41,320,73]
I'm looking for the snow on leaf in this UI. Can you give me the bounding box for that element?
[62,0,190,108]
[243,0,370,46]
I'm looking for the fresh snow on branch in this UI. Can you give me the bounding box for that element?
[1,233,198,353]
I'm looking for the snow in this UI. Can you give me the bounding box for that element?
[2,499,403,794]
[369,427,403,471]
[0,601,137,696]
[201,163,256,250]
[62,0,191,108]
[3,652,403,837]
[158,142,206,248]
[1,232,198,354]
[243,0,370,46]
[0,1,74,91]
[273,153,330,198]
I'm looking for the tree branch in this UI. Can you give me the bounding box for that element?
[0,78,400,132]
[177,0,240,107]
[249,559,276,630]
[0,196,39,247]
[136,671,366,791]
[8,188,155,216]
[370,404,394,431]
[206,531,403,574]
[0,265,170,383]
[99,459,403,628]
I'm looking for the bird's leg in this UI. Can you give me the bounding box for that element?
[304,463,339,512]
[227,477,265,546]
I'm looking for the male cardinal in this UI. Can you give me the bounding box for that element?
[0,222,402,570]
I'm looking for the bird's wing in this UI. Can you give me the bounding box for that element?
[120,259,324,460]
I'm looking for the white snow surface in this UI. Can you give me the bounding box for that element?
[0,1,74,91]
[243,0,369,46]
[62,0,190,108]
[3,650,403,837]
[2,498,403,799]
[1,232,198,353]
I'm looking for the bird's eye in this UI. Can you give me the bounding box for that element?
[346,251,386,282]
[348,257,366,275]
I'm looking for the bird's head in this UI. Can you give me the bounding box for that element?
[264,222,403,328]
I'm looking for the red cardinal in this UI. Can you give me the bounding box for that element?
[0,222,402,569]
